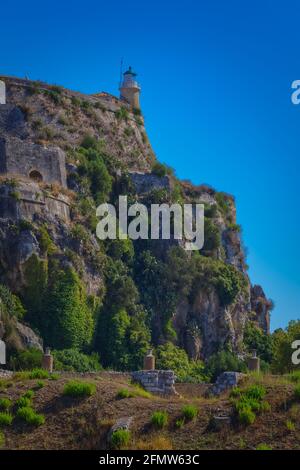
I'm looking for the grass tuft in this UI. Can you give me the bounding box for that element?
[110,429,131,449]
[63,380,96,398]
[16,406,45,426]
[151,411,169,429]
[0,412,13,426]
[256,443,272,450]
[182,404,198,421]
[0,398,12,411]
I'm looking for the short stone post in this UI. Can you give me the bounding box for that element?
[42,347,53,373]
[0,81,6,105]
[143,349,155,370]
[247,349,260,373]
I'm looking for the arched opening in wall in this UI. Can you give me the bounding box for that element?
[29,170,43,183]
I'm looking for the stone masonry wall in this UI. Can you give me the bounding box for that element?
[129,171,171,194]
[0,136,67,188]
[210,371,245,396]
[131,370,177,395]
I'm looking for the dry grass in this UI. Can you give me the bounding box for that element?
[134,435,173,450]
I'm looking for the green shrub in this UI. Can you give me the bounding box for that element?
[49,373,60,381]
[286,419,295,431]
[0,398,12,411]
[175,417,185,429]
[260,401,271,412]
[271,320,300,373]
[131,385,152,399]
[8,348,43,371]
[28,369,49,379]
[43,266,95,350]
[151,411,168,429]
[110,429,131,449]
[151,161,168,177]
[53,349,101,373]
[203,218,221,251]
[256,443,272,450]
[155,343,207,383]
[243,384,266,401]
[233,384,269,425]
[63,380,96,398]
[288,370,300,383]
[205,351,246,382]
[39,225,56,255]
[0,412,13,426]
[0,284,25,319]
[115,106,129,121]
[244,322,273,364]
[16,396,32,409]
[192,255,248,308]
[23,390,35,399]
[294,384,300,399]
[116,388,132,399]
[238,407,256,425]
[182,405,198,421]
[16,406,45,426]
[230,387,242,398]
[0,431,4,448]
[35,381,45,389]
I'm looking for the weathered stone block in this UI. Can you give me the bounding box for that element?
[131,370,177,395]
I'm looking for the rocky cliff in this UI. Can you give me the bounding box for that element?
[0,75,271,365]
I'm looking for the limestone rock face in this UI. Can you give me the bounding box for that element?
[251,285,271,333]
[0,75,272,361]
[14,321,43,351]
[1,76,155,172]
[0,104,28,139]
[173,284,252,360]
[0,312,43,353]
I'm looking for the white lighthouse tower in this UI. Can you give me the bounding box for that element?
[119,66,141,110]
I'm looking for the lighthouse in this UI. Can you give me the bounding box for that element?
[119,66,141,110]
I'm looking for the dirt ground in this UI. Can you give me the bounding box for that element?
[0,371,299,450]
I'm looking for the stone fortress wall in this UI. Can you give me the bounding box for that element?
[0,79,70,222]
[0,136,67,187]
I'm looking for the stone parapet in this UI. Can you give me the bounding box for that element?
[131,370,177,395]
[210,371,246,396]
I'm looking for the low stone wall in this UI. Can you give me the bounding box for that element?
[131,370,177,395]
[210,371,245,396]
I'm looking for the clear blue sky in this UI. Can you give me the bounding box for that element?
[1,0,299,331]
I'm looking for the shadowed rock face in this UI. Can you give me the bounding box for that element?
[251,285,271,333]
[0,104,28,139]
[173,285,253,360]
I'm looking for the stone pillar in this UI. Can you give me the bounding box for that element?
[42,347,53,373]
[143,349,155,370]
[0,81,6,105]
[247,349,260,372]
